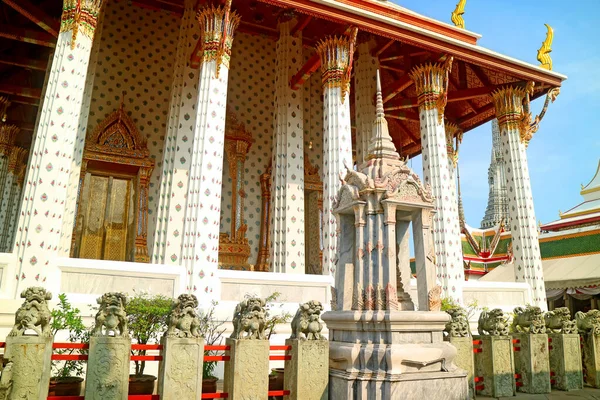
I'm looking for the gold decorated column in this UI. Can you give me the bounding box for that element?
[409,58,464,302]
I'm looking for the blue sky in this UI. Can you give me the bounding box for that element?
[395,0,600,226]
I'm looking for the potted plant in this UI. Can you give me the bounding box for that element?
[198,301,227,394]
[126,292,173,395]
[263,292,292,400]
[49,293,89,396]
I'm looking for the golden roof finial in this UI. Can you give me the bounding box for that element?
[451,0,466,29]
[537,24,554,70]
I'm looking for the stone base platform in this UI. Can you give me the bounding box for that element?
[322,310,468,400]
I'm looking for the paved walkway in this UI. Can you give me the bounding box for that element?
[479,388,600,399]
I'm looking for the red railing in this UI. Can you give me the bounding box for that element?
[0,342,291,399]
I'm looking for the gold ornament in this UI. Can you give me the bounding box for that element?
[60,0,104,50]
[409,56,454,124]
[445,121,463,169]
[451,0,466,29]
[537,24,554,70]
[316,27,358,103]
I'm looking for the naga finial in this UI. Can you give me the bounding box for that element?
[537,24,554,70]
[451,0,466,29]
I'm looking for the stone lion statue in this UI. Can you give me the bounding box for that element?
[290,300,325,341]
[91,292,129,337]
[0,362,12,400]
[576,309,600,335]
[545,307,577,334]
[512,306,546,334]
[230,297,266,340]
[8,287,52,337]
[444,307,471,337]
[165,294,201,338]
[478,308,510,336]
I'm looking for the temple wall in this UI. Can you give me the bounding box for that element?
[218,34,324,266]
[86,0,179,250]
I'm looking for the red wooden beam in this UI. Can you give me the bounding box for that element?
[290,52,320,90]
[374,39,394,57]
[0,83,42,99]
[469,64,492,87]
[0,23,56,47]
[0,55,48,71]
[7,96,39,107]
[290,15,312,36]
[133,0,183,15]
[2,0,60,37]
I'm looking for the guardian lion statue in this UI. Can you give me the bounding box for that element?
[91,292,129,337]
[230,297,266,340]
[576,309,600,335]
[8,287,52,337]
[478,308,510,336]
[512,306,546,334]
[545,307,577,334]
[165,294,201,338]
[290,300,325,340]
[445,307,471,337]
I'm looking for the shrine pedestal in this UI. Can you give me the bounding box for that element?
[224,338,269,399]
[582,333,600,388]
[158,337,205,398]
[473,336,516,398]
[323,311,468,400]
[512,333,551,394]
[548,333,583,391]
[85,336,131,399]
[2,335,53,400]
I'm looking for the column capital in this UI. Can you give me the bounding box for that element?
[491,85,530,146]
[60,0,105,49]
[196,2,241,78]
[409,56,453,123]
[0,124,19,157]
[445,121,463,169]
[316,28,358,103]
[7,147,27,174]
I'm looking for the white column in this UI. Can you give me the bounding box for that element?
[180,4,239,300]
[445,121,463,217]
[316,34,355,275]
[12,0,104,296]
[492,86,546,310]
[409,59,464,302]
[270,18,305,273]
[353,40,378,166]
[152,0,200,265]
[0,147,27,252]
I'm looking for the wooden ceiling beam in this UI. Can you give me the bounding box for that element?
[385,110,419,121]
[2,0,60,37]
[469,64,492,87]
[0,55,47,71]
[0,24,56,47]
[373,39,394,57]
[0,83,41,99]
[8,95,39,106]
[6,119,34,131]
[290,15,312,36]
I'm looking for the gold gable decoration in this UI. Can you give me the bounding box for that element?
[72,100,154,263]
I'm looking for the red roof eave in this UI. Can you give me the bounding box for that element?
[257,0,564,87]
[541,215,600,232]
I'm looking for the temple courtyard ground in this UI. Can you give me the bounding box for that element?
[480,388,600,399]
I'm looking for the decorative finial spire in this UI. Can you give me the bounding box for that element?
[366,70,399,161]
[451,0,466,29]
[537,24,554,70]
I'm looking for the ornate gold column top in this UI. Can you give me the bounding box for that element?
[61,0,105,49]
[197,1,241,78]
[0,124,19,156]
[445,121,463,168]
[7,147,28,174]
[0,97,10,122]
[409,56,453,123]
[316,28,358,103]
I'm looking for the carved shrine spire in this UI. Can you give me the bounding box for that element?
[366,71,399,162]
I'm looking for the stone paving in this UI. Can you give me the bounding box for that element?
[479,387,600,399]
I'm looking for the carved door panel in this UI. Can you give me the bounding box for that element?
[76,173,134,261]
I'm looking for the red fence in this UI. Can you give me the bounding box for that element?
[0,341,291,399]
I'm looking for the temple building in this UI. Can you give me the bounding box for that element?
[0,0,565,313]
[481,160,600,313]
